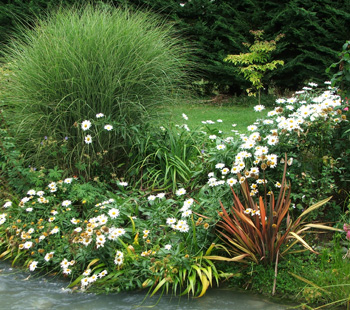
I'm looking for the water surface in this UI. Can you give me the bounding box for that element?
[0,262,292,310]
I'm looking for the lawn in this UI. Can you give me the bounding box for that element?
[161,98,272,134]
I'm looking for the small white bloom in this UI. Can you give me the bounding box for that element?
[108,208,120,219]
[81,278,90,287]
[216,144,226,150]
[148,195,156,201]
[221,168,230,175]
[23,241,33,249]
[182,113,188,120]
[215,163,225,169]
[99,270,108,278]
[104,124,113,131]
[164,244,172,250]
[182,210,192,217]
[96,113,105,118]
[62,200,72,207]
[50,227,59,234]
[247,125,257,131]
[84,135,92,144]
[70,218,78,225]
[3,201,12,208]
[176,188,186,196]
[254,105,265,112]
[27,189,36,196]
[36,191,45,197]
[29,261,38,271]
[227,178,237,186]
[81,120,92,131]
[64,178,73,184]
[166,218,177,225]
[83,269,92,276]
[44,251,55,262]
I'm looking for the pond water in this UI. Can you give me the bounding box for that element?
[0,261,294,310]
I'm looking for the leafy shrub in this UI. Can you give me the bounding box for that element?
[3,5,190,180]
[224,30,284,101]
[199,83,348,221]
[0,172,231,295]
[327,40,350,99]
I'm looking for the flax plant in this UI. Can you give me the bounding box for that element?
[212,158,341,265]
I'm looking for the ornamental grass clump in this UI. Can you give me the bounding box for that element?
[3,5,190,179]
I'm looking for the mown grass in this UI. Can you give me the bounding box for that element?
[161,97,273,134]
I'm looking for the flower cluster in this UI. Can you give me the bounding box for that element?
[205,84,346,200]
[80,114,114,145]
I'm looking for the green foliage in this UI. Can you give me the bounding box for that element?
[327,40,350,99]
[290,242,350,309]
[2,1,350,93]
[224,30,284,102]
[127,123,203,191]
[0,169,230,296]
[0,0,85,50]
[3,5,190,180]
[111,0,350,93]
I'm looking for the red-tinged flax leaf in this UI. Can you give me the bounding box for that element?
[230,226,258,254]
[235,211,264,241]
[259,196,267,239]
[218,214,252,247]
[193,211,211,219]
[276,199,291,230]
[230,186,246,212]
[275,154,288,209]
[217,230,257,256]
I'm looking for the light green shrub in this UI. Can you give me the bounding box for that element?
[4,4,190,179]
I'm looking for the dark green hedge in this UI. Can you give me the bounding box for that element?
[1,0,349,93]
[0,0,83,48]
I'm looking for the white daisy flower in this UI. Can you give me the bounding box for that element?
[104,124,113,131]
[176,188,186,196]
[164,244,172,250]
[81,120,92,131]
[84,135,92,144]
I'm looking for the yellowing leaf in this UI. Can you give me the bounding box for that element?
[86,258,100,270]
[202,254,249,262]
[304,224,343,232]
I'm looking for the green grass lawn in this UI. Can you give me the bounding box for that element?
[161,99,271,134]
